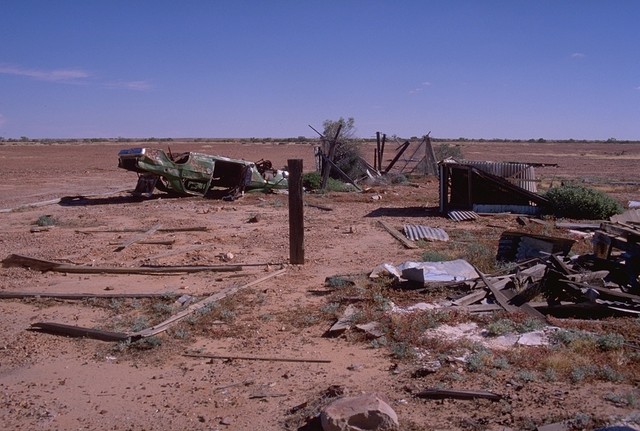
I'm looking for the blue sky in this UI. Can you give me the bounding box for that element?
[1,1,639,140]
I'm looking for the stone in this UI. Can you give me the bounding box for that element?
[320,393,399,431]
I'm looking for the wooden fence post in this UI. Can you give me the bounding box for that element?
[288,159,304,264]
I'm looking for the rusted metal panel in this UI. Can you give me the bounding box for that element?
[473,204,541,215]
[497,231,575,262]
[463,161,538,193]
[447,210,478,222]
[403,224,449,242]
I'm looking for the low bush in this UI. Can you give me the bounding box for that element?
[545,184,623,220]
[302,171,322,190]
[435,143,464,161]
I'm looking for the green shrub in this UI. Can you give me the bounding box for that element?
[545,184,623,220]
[302,171,322,190]
[420,250,451,262]
[302,172,350,192]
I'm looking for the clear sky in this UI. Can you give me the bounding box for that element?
[1,1,639,140]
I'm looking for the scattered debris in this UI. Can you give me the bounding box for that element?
[114,223,162,251]
[183,352,331,364]
[415,387,502,402]
[385,259,479,285]
[2,254,242,275]
[592,222,640,293]
[378,221,419,249]
[497,231,575,262]
[447,210,478,222]
[0,291,181,300]
[29,322,130,342]
[76,226,209,233]
[306,202,334,211]
[327,304,358,336]
[142,243,210,262]
[219,252,235,262]
[355,322,384,338]
[611,208,640,224]
[403,224,449,242]
[28,268,286,341]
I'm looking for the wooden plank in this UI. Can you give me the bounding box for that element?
[0,292,180,300]
[415,388,502,402]
[448,304,503,313]
[184,352,331,364]
[562,280,640,303]
[452,290,487,306]
[305,203,333,211]
[115,223,162,251]
[132,268,287,338]
[76,226,209,233]
[29,322,130,342]
[2,254,242,274]
[378,220,418,249]
[475,269,519,313]
[109,239,175,246]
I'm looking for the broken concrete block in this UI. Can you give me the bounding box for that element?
[320,393,399,431]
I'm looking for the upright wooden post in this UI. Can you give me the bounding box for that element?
[376,132,381,171]
[288,159,304,264]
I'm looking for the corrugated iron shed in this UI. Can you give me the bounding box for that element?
[403,224,449,242]
[438,161,549,215]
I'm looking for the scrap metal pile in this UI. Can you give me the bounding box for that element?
[438,220,639,320]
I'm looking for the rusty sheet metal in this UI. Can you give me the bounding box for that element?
[403,224,449,242]
[463,161,538,193]
[473,204,541,215]
[497,231,575,262]
[447,210,478,222]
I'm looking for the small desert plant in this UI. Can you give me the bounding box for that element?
[465,350,492,372]
[302,171,322,190]
[389,341,416,360]
[460,242,497,273]
[35,215,56,226]
[326,178,351,192]
[545,184,623,219]
[420,250,451,262]
[604,391,638,407]
[434,143,464,161]
[486,319,516,336]
[516,370,537,383]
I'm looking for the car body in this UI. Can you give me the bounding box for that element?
[118,147,288,198]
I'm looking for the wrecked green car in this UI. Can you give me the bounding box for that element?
[118,147,288,198]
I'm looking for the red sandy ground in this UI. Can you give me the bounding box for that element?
[0,140,638,430]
